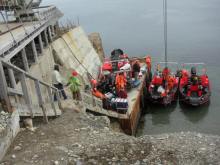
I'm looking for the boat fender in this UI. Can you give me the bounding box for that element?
[148,71,152,82]
[140,95,145,108]
[146,75,150,88]
[143,87,148,98]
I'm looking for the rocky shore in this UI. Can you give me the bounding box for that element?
[1,105,220,165]
[0,111,10,138]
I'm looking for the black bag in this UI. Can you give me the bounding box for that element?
[113,90,119,97]
[102,98,111,110]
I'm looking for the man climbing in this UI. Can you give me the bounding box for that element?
[52,65,68,101]
[145,56,151,72]
[66,71,82,101]
[133,60,140,81]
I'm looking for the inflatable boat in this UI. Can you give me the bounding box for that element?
[179,63,211,106]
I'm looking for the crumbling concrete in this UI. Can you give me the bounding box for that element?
[0,110,20,161]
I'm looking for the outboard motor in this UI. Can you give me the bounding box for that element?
[191,67,196,76]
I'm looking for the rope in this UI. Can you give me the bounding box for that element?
[58,36,95,80]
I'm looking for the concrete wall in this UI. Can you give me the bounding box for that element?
[52,26,101,85]
[0,110,20,161]
[16,26,102,106]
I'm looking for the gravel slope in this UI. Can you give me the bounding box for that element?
[1,108,220,165]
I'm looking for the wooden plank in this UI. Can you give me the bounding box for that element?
[7,87,23,95]
[21,48,30,73]
[34,79,49,124]
[56,90,63,112]
[47,86,57,117]
[19,72,34,118]
[18,108,62,116]
[7,66,19,102]
[0,60,12,114]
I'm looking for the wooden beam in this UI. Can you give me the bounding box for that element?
[48,26,53,43]
[19,72,34,118]
[38,33,44,55]
[7,66,19,103]
[0,60,12,114]
[56,90,63,112]
[1,60,57,90]
[31,40,39,63]
[34,79,49,124]
[47,86,57,117]
[7,87,23,95]
[21,48,30,73]
[43,29,49,47]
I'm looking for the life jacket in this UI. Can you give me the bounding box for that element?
[115,73,120,91]
[121,54,129,59]
[132,60,141,69]
[92,88,105,99]
[167,75,174,85]
[145,57,151,66]
[162,68,170,80]
[181,69,189,77]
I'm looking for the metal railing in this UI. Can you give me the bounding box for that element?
[0,5,63,58]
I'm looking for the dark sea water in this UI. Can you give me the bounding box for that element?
[42,0,220,135]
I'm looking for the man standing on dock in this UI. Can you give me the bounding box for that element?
[133,60,140,80]
[52,65,68,101]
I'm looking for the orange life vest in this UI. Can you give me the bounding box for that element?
[181,69,189,77]
[92,88,105,99]
[133,60,141,69]
[162,68,170,80]
[145,56,151,71]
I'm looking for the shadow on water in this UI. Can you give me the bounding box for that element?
[136,101,178,136]
[179,99,210,123]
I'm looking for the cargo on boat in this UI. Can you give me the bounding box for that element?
[88,49,148,136]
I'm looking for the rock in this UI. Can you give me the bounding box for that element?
[12,155,16,159]
[55,146,68,152]
[104,127,109,131]
[34,155,38,158]
[23,118,33,128]
[88,32,105,62]
[13,146,21,151]
[54,161,59,165]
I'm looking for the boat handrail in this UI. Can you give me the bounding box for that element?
[157,62,179,70]
[183,63,206,69]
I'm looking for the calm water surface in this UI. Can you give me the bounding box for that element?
[42,0,220,135]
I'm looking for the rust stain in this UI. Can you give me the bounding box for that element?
[0,25,22,36]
